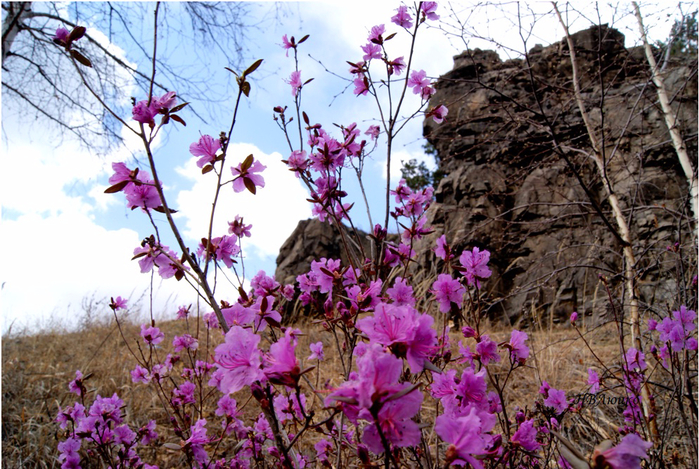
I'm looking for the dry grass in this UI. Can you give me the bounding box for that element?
[2,308,693,468]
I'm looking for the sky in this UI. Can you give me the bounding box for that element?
[0,1,689,333]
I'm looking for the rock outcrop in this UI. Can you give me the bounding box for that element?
[276,25,697,325]
[419,25,697,324]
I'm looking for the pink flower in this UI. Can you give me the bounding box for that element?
[506,330,529,363]
[427,104,448,123]
[308,341,324,361]
[287,70,303,97]
[592,433,652,469]
[132,99,158,125]
[570,311,579,323]
[361,42,382,61]
[544,388,569,414]
[408,70,430,94]
[109,162,133,185]
[435,407,495,468]
[68,370,84,396]
[512,419,540,452]
[231,158,266,194]
[361,389,423,454]
[221,302,254,327]
[153,91,177,111]
[265,329,300,387]
[173,334,198,352]
[53,27,70,43]
[386,277,415,306]
[281,34,294,56]
[286,149,309,175]
[459,246,492,287]
[434,234,451,260]
[432,274,466,313]
[420,1,440,21]
[131,365,150,384]
[190,134,221,168]
[124,170,161,211]
[353,75,370,96]
[588,368,600,394]
[214,326,265,393]
[391,5,413,28]
[228,215,252,238]
[365,125,380,140]
[476,335,501,365]
[388,56,406,75]
[368,24,385,44]
[110,296,127,311]
[140,324,164,345]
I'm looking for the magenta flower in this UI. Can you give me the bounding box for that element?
[190,134,221,168]
[231,157,266,194]
[108,162,133,185]
[506,329,529,363]
[228,215,252,237]
[287,70,303,97]
[459,246,492,287]
[140,323,164,345]
[544,388,569,414]
[408,69,430,95]
[386,277,415,306]
[512,419,540,452]
[124,170,161,211]
[361,388,423,454]
[265,330,300,387]
[476,335,501,365]
[391,5,413,28]
[54,27,71,43]
[110,296,127,311]
[588,368,600,394]
[435,407,495,468]
[432,274,466,313]
[286,149,309,175]
[592,433,652,469]
[357,302,416,347]
[153,91,177,111]
[214,326,265,393]
[388,56,406,75]
[57,437,81,469]
[132,99,158,125]
[570,311,579,323]
[647,318,657,331]
[427,104,448,123]
[68,370,84,396]
[308,341,324,361]
[361,42,382,61]
[281,34,294,56]
[353,75,370,96]
[173,334,199,352]
[365,125,380,140]
[184,419,210,467]
[434,234,452,260]
[131,365,150,384]
[420,1,440,21]
[368,24,385,44]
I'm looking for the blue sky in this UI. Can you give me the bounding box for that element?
[1,2,685,332]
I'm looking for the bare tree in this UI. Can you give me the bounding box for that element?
[1,2,275,154]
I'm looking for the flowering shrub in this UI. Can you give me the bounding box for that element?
[53,3,696,469]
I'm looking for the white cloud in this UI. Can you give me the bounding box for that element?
[0,211,189,333]
[174,142,312,263]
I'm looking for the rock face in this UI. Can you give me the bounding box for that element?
[275,219,372,287]
[418,25,697,324]
[276,25,697,325]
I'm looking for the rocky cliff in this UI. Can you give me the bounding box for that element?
[419,25,697,324]
[276,25,697,325]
